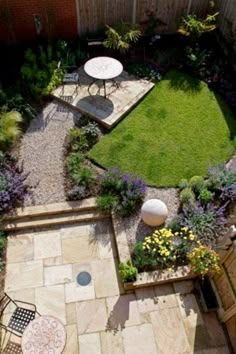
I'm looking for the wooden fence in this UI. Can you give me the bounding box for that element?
[77,0,210,34]
[217,0,236,39]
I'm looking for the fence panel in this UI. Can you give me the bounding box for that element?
[217,0,236,37]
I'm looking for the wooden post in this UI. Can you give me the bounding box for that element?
[187,0,193,15]
[132,0,137,24]
[75,0,81,35]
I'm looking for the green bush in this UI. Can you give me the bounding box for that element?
[180,188,195,206]
[132,242,158,272]
[189,176,205,194]
[199,188,214,206]
[0,111,22,150]
[96,194,118,212]
[118,260,137,282]
[71,167,95,187]
[178,178,189,190]
[66,152,84,175]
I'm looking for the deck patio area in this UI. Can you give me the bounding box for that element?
[52,67,154,129]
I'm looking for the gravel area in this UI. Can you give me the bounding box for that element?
[122,186,180,251]
[19,101,81,206]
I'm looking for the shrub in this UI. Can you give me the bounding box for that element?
[127,63,161,82]
[0,153,27,214]
[180,187,195,206]
[132,242,157,272]
[0,111,22,150]
[96,194,118,212]
[187,246,221,276]
[84,122,100,140]
[119,260,138,282]
[178,178,189,190]
[71,167,95,187]
[199,188,214,205]
[99,168,146,217]
[189,176,205,194]
[66,152,84,175]
[180,203,227,246]
[66,186,86,200]
[220,184,236,202]
[100,168,121,193]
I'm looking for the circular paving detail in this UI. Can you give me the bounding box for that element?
[77,271,92,286]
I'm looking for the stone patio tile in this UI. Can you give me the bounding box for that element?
[92,220,117,259]
[176,293,204,350]
[7,234,34,263]
[5,288,35,314]
[35,284,66,324]
[76,299,107,335]
[122,324,157,354]
[154,284,178,309]
[106,294,141,331]
[5,260,43,291]
[43,256,63,266]
[44,264,73,286]
[63,325,79,354]
[135,287,159,313]
[34,231,61,259]
[173,280,194,294]
[91,259,120,298]
[79,333,101,354]
[150,307,191,354]
[66,303,77,325]
[100,330,124,354]
[65,281,95,303]
[62,235,99,264]
[60,224,91,239]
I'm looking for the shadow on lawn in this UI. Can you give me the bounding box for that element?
[168,72,202,93]
[214,93,236,142]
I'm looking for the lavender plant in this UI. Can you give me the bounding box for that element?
[0,153,27,214]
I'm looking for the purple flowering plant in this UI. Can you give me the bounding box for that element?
[99,168,146,217]
[0,152,27,214]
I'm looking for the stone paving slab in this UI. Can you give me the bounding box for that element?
[52,68,154,129]
[3,219,230,354]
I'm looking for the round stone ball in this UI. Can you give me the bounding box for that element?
[141,199,168,226]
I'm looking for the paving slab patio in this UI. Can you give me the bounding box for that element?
[3,218,230,354]
[52,67,154,129]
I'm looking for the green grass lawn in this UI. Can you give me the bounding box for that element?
[89,70,236,187]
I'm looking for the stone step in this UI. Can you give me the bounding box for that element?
[3,210,109,231]
[4,198,97,221]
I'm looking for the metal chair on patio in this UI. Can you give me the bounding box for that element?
[0,293,40,338]
[58,61,81,97]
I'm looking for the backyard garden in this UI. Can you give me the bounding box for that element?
[1,0,236,313]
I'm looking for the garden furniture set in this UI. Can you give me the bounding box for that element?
[0,293,66,354]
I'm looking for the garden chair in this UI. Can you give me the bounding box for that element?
[58,61,81,97]
[1,333,22,354]
[0,293,40,337]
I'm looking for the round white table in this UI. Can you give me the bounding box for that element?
[84,56,123,98]
[21,315,66,354]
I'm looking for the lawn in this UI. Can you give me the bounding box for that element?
[89,70,236,187]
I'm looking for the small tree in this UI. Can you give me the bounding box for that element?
[103,22,141,54]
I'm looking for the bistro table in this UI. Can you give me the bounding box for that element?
[21,315,66,354]
[84,56,123,98]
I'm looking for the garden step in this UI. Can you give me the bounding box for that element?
[4,198,97,221]
[3,209,110,231]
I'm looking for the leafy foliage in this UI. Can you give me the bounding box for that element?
[98,168,146,217]
[127,63,161,82]
[103,22,141,53]
[189,176,205,195]
[199,188,214,205]
[0,111,22,150]
[119,260,137,282]
[96,194,118,212]
[178,13,219,39]
[0,90,36,122]
[180,188,195,206]
[0,152,27,214]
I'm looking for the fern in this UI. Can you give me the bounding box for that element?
[103,22,141,54]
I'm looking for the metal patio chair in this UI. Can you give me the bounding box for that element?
[0,293,40,337]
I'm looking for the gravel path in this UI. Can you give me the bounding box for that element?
[19,101,81,206]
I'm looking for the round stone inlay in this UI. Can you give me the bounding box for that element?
[76,271,92,286]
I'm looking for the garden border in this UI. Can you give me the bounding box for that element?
[111,212,198,290]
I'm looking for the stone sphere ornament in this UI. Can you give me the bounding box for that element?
[141,199,168,226]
